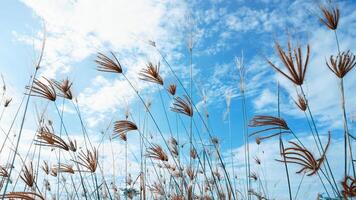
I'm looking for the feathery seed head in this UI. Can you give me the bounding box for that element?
[267,38,310,86]
[96,52,122,73]
[171,95,193,117]
[319,2,340,30]
[27,77,57,101]
[139,62,164,85]
[327,50,356,78]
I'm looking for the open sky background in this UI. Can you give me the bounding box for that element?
[0,0,355,199]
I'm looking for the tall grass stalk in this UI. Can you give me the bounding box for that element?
[1,31,45,198]
[277,83,293,200]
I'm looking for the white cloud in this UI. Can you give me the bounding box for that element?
[19,0,187,77]
[17,0,188,128]
[253,88,276,110]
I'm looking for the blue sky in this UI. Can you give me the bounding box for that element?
[0,0,355,199]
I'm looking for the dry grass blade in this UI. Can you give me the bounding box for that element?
[267,38,310,86]
[139,62,164,85]
[20,162,35,188]
[341,176,356,198]
[96,52,122,73]
[319,3,340,30]
[26,77,56,101]
[76,148,98,173]
[113,120,138,141]
[2,192,45,200]
[35,125,70,151]
[167,84,177,96]
[277,133,331,176]
[326,50,356,78]
[52,78,73,100]
[171,95,193,117]
[146,144,168,162]
[249,115,290,140]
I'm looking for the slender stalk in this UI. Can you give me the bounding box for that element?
[155,48,236,200]
[57,98,65,200]
[339,78,356,177]
[277,83,292,200]
[120,73,186,188]
[1,69,39,198]
[125,141,128,200]
[95,173,100,200]
[189,43,193,169]
[53,103,89,200]
[293,172,305,200]
[334,30,341,54]
[299,86,341,196]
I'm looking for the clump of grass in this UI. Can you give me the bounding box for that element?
[1,1,354,199]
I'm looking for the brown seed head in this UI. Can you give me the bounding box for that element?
[113,120,138,141]
[42,161,50,175]
[267,38,310,86]
[146,144,168,162]
[249,115,290,140]
[190,148,197,160]
[20,162,35,188]
[168,137,179,157]
[52,164,75,174]
[149,182,165,196]
[327,50,356,78]
[52,78,73,100]
[294,94,307,111]
[341,176,356,198]
[0,166,9,178]
[76,148,98,173]
[139,62,164,85]
[186,167,195,181]
[3,192,45,200]
[35,125,71,151]
[171,95,193,117]
[96,52,122,73]
[319,3,340,30]
[167,84,177,96]
[26,77,57,101]
[277,133,331,176]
